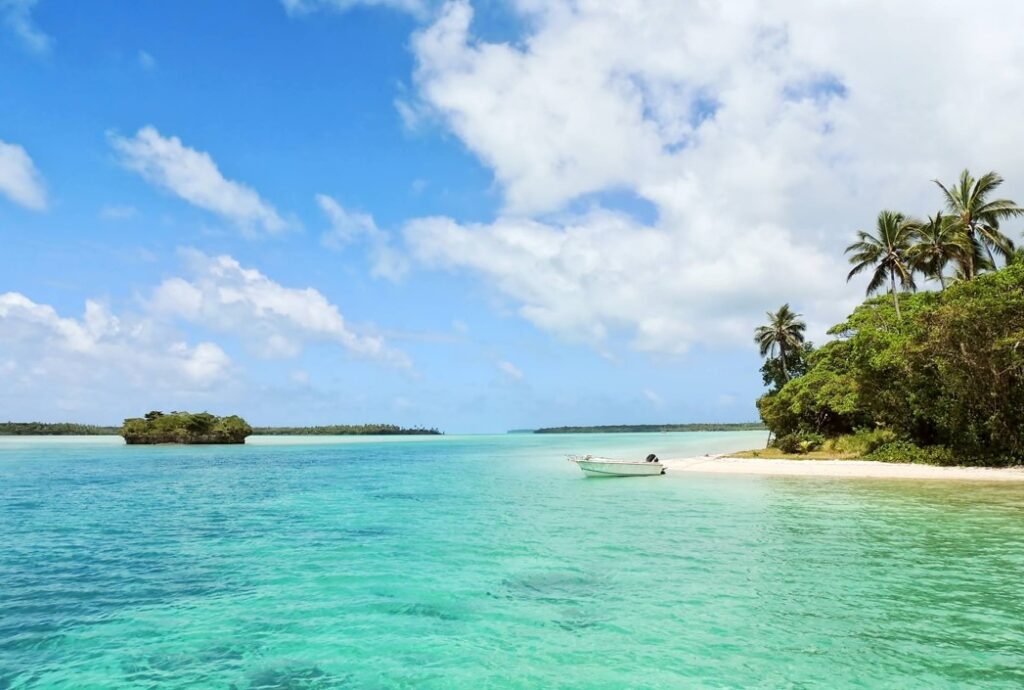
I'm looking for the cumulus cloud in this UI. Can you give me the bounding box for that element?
[317,193,408,281]
[0,291,231,396]
[497,360,523,380]
[0,251,410,416]
[151,249,410,366]
[407,210,844,353]
[0,139,46,210]
[402,0,1024,355]
[0,0,50,54]
[110,126,288,234]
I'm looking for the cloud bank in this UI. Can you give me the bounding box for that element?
[402,0,1024,354]
[0,252,409,417]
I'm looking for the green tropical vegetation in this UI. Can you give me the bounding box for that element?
[845,210,916,319]
[0,422,120,435]
[754,304,809,390]
[535,423,766,434]
[755,169,1024,466]
[121,411,253,445]
[254,424,442,435]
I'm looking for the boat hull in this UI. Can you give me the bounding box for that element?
[574,459,665,477]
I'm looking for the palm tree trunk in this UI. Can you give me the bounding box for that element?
[966,226,977,280]
[890,267,902,320]
[938,272,946,290]
[778,342,788,382]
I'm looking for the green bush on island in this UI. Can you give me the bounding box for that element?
[865,441,958,466]
[823,428,896,456]
[755,169,1024,466]
[121,411,252,445]
[776,431,824,454]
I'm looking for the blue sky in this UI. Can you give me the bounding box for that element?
[2,0,1023,431]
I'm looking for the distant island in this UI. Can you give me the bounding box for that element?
[534,423,766,434]
[0,422,120,435]
[253,424,442,436]
[0,419,443,438]
[121,411,252,445]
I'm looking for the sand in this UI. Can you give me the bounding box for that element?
[662,455,1024,481]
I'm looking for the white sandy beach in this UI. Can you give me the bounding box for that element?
[663,455,1024,482]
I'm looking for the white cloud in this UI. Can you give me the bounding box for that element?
[0,139,46,210]
[406,210,844,353]
[0,0,51,54]
[0,292,231,396]
[110,126,288,235]
[151,249,410,367]
[0,251,411,417]
[138,50,156,70]
[643,389,663,406]
[281,0,426,17]
[403,0,1024,355]
[317,193,409,281]
[99,204,137,220]
[497,360,523,380]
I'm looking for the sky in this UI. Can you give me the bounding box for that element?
[2,0,1024,432]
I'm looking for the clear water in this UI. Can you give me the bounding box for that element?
[2,432,1024,689]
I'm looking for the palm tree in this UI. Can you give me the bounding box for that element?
[846,210,916,319]
[905,212,969,289]
[754,304,806,383]
[934,169,1023,279]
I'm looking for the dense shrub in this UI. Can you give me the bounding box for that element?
[823,428,897,456]
[776,431,825,454]
[757,340,867,438]
[866,441,957,466]
[776,434,801,454]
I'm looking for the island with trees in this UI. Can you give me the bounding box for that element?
[121,411,253,445]
[753,169,1024,466]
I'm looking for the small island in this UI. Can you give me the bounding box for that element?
[121,411,253,445]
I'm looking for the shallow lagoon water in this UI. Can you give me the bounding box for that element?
[2,432,1024,689]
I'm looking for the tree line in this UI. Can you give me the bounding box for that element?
[254,424,442,436]
[755,169,1024,464]
[0,422,120,435]
[534,423,766,434]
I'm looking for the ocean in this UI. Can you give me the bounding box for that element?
[2,432,1023,689]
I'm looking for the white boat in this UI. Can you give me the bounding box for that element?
[568,454,665,477]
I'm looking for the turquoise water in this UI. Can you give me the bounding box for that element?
[3,432,1024,689]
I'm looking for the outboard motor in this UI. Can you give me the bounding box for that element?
[645,453,659,463]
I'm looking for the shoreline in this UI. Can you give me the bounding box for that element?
[663,455,1024,482]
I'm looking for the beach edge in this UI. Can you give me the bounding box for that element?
[663,455,1024,481]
